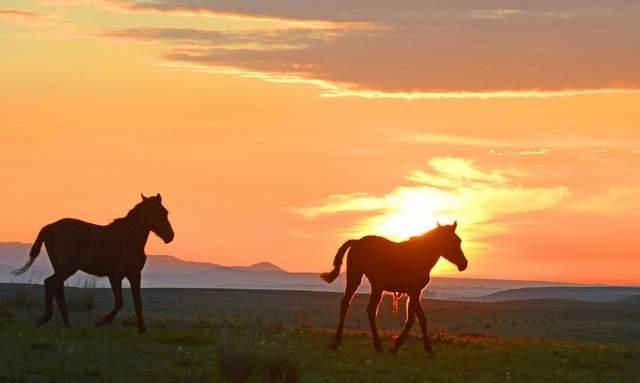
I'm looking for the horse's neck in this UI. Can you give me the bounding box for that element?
[129,225,151,252]
[113,217,150,253]
[414,237,442,272]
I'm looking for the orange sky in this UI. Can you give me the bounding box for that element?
[1,1,640,284]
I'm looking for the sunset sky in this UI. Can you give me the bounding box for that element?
[1,1,640,284]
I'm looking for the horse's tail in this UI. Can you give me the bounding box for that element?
[320,240,355,283]
[12,226,48,276]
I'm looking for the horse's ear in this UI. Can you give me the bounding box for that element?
[437,220,442,228]
[141,193,148,201]
[157,193,162,202]
[452,221,458,231]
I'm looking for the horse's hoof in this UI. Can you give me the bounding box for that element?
[138,326,147,334]
[95,317,111,327]
[373,342,383,352]
[329,342,339,351]
[35,317,49,327]
[389,347,399,355]
[425,348,436,358]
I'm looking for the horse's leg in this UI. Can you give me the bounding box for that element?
[330,268,361,350]
[128,273,146,333]
[96,275,123,327]
[53,270,76,328]
[367,286,383,352]
[415,301,434,355]
[390,292,419,354]
[36,275,56,326]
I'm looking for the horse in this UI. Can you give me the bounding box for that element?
[12,193,174,333]
[320,221,467,355]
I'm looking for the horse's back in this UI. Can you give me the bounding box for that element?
[46,218,102,244]
[49,218,102,230]
[43,218,105,270]
[350,236,431,293]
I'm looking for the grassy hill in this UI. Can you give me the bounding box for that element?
[2,283,640,344]
[618,295,640,304]
[471,286,640,303]
[1,284,640,382]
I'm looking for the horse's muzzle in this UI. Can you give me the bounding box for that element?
[162,231,175,244]
[458,260,468,272]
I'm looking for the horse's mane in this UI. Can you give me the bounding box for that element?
[110,201,147,225]
[407,226,440,243]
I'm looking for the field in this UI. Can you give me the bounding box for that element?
[1,284,639,382]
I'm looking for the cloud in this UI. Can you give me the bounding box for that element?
[292,158,570,244]
[101,0,640,96]
[104,27,347,51]
[570,187,640,213]
[159,63,640,100]
[407,157,522,187]
[0,8,55,26]
[468,9,521,20]
[412,133,638,152]
[291,193,388,219]
[511,149,550,156]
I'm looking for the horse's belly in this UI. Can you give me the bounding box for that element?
[366,272,429,294]
[79,257,115,276]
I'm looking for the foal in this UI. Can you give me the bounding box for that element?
[13,194,174,333]
[321,222,467,354]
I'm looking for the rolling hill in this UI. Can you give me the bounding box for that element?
[469,286,640,303]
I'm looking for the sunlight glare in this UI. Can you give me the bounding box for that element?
[366,187,455,241]
[357,187,467,275]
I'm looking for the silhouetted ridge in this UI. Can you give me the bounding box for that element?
[245,262,284,272]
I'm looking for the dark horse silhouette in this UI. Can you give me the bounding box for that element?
[12,194,174,333]
[321,222,467,354]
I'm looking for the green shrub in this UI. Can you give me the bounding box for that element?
[217,330,260,383]
[216,329,301,383]
[262,341,300,383]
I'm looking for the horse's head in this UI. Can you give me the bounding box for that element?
[140,193,174,244]
[436,221,467,272]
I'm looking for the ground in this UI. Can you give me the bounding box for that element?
[0,284,639,382]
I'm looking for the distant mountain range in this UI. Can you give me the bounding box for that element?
[2,242,639,302]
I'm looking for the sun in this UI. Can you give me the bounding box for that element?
[374,209,437,241]
[357,187,466,275]
[366,187,453,241]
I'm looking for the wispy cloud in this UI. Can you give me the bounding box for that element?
[292,158,570,244]
[0,8,55,26]
[103,27,346,51]
[468,9,521,20]
[158,62,640,101]
[412,133,638,152]
[570,187,640,213]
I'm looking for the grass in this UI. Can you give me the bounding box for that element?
[1,284,639,382]
[1,284,32,308]
[0,307,638,383]
[216,326,301,383]
[67,277,97,312]
[3,284,640,344]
